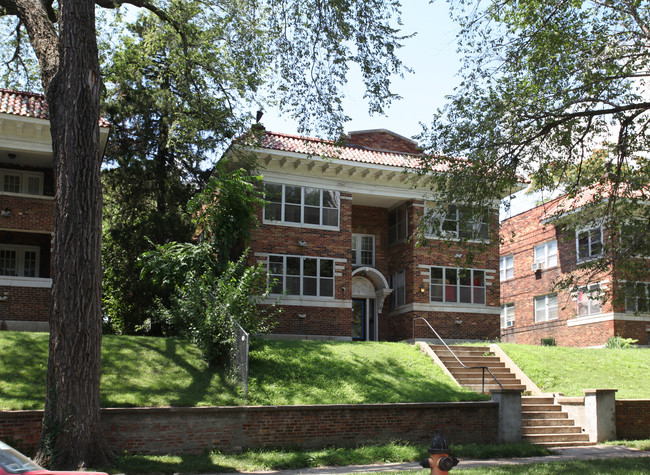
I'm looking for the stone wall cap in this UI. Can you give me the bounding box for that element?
[583,388,618,394]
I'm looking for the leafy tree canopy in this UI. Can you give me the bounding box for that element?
[418,0,650,278]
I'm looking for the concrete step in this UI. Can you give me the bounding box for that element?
[442,360,507,369]
[522,411,569,420]
[522,396,555,404]
[430,345,491,352]
[522,418,576,427]
[522,425,583,435]
[465,384,527,392]
[523,433,591,444]
[521,404,563,412]
[455,377,521,386]
[531,441,597,448]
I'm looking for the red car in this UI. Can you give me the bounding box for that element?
[0,441,108,475]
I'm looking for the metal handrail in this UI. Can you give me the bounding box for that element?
[412,316,504,393]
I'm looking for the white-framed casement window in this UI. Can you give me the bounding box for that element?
[351,234,375,267]
[577,283,602,317]
[0,169,44,195]
[501,303,515,329]
[388,204,408,245]
[430,266,486,305]
[500,255,514,281]
[267,254,334,297]
[0,245,40,277]
[625,282,650,314]
[534,293,558,322]
[576,225,603,262]
[389,269,406,309]
[263,183,339,228]
[424,203,489,242]
[533,240,558,270]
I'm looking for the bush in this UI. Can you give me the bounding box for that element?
[605,335,638,349]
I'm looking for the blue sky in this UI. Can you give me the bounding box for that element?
[262,0,462,141]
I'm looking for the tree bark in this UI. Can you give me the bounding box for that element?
[31,0,112,469]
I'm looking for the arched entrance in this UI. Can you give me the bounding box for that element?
[351,267,392,341]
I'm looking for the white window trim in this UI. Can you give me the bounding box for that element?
[576,283,602,317]
[423,203,489,243]
[263,183,340,230]
[501,303,515,329]
[430,266,487,306]
[576,225,603,263]
[0,168,44,196]
[352,234,375,267]
[267,254,335,298]
[500,255,514,281]
[533,240,558,269]
[0,244,40,278]
[534,293,558,323]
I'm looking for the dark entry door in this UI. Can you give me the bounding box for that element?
[352,299,365,340]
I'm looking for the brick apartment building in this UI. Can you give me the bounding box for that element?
[222,129,505,342]
[500,187,650,346]
[0,89,109,331]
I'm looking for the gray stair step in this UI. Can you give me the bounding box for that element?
[531,441,597,448]
[522,426,583,435]
[521,404,563,412]
[430,345,491,352]
[522,411,569,419]
[523,433,590,444]
[522,396,555,404]
[522,418,576,427]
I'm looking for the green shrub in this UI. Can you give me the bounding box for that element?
[541,337,556,346]
[605,335,638,349]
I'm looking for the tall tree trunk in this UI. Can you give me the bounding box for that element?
[34,0,112,468]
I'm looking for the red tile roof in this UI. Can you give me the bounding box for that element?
[258,130,425,169]
[542,182,650,220]
[0,88,110,127]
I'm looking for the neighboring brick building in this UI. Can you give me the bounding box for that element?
[222,129,504,342]
[0,89,109,330]
[499,186,650,346]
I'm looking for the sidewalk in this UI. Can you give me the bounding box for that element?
[219,445,650,474]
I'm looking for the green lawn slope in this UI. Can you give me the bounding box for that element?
[498,343,650,399]
[0,332,483,410]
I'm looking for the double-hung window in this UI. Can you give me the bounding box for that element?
[500,255,514,280]
[534,240,558,269]
[424,204,488,241]
[501,303,515,328]
[390,269,406,308]
[388,204,408,244]
[264,183,339,228]
[268,255,334,297]
[0,169,44,195]
[534,293,558,322]
[577,284,602,317]
[0,245,40,277]
[576,225,603,262]
[430,266,485,305]
[625,282,650,314]
[351,234,375,266]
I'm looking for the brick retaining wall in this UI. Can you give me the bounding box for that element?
[1,402,498,455]
[3,400,648,456]
[616,400,650,440]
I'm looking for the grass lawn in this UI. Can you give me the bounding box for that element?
[0,332,484,410]
[498,343,650,399]
[103,442,551,474]
[376,458,650,474]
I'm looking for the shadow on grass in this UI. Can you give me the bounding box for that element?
[100,335,240,408]
[107,453,238,475]
[247,340,487,406]
[0,332,48,410]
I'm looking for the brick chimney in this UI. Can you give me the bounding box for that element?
[346,129,421,154]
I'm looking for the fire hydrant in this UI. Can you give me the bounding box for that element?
[419,431,459,474]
